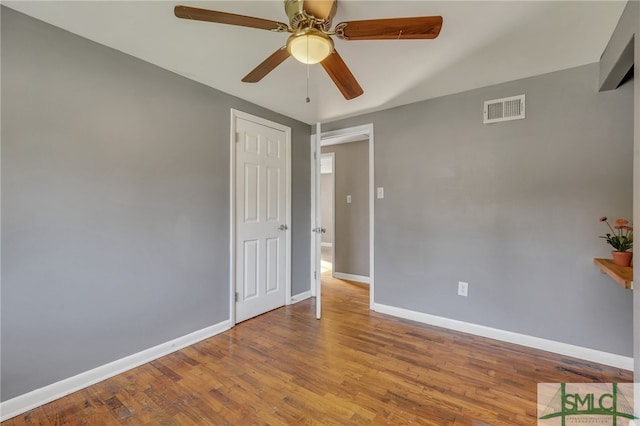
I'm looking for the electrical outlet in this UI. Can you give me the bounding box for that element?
[458,281,468,297]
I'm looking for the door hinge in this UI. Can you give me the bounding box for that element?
[314,271,317,280]
[314,151,317,160]
[235,292,239,302]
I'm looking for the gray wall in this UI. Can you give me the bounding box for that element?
[323,63,634,356]
[322,141,369,277]
[597,0,639,386]
[1,7,310,401]
[320,170,334,245]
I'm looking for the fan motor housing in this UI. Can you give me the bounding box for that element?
[284,0,336,31]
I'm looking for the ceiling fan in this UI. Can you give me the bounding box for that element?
[174,0,443,100]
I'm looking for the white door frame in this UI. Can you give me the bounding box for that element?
[310,134,318,300]
[230,109,292,326]
[310,123,375,310]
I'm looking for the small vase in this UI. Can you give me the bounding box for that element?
[611,251,633,267]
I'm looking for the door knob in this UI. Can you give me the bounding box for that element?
[278,224,288,231]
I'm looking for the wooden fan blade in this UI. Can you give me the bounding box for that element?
[302,0,337,20]
[242,47,291,83]
[321,50,363,100]
[335,16,443,40]
[174,5,288,32]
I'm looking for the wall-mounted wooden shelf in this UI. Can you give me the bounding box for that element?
[593,258,633,290]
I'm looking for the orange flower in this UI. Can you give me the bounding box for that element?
[599,216,633,252]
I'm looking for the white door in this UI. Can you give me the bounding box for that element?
[313,123,322,319]
[234,112,291,323]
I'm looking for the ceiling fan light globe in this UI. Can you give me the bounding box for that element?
[287,32,334,64]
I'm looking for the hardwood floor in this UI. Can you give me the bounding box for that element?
[3,275,632,425]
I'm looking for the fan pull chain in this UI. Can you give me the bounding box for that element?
[306,36,311,103]
[306,62,311,103]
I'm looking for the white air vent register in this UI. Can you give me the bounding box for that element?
[483,94,525,124]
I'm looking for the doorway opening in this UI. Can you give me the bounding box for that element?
[320,139,370,284]
[320,152,335,276]
[311,123,374,318]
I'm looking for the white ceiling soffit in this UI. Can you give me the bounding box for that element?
[321,132,368,146]
[4,1,627,125]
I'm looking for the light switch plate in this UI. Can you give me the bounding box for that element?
[347,195,352,204]
[377,187,384,199]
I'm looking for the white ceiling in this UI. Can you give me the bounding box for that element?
[4,1,627,125]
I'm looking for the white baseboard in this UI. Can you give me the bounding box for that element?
[320,242,333,248]
[373,303,633,371]
[291,290,312,303]
[0,320,232,422]
[334,272,370,284]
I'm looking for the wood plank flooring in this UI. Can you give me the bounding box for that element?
[3,275,632,425]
